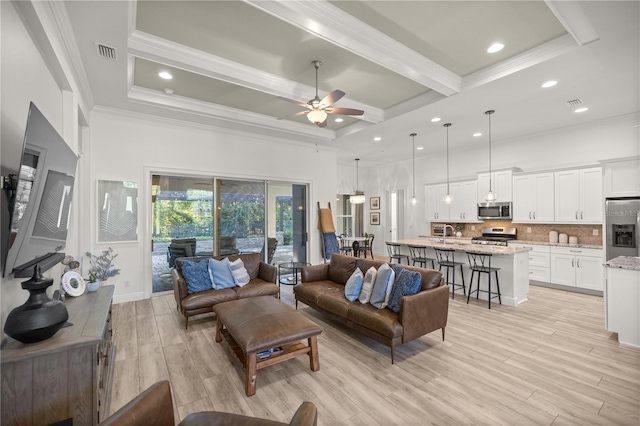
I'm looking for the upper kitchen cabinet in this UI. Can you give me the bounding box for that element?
[424,183,449,221]
[449,180,479,221]
[554,167,603,223]
[602,157,640,197]
[513,172,555,222]
[477,169,518,203]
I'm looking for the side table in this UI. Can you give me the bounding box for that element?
[278,262,310,287]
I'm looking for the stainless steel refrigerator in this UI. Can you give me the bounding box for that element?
[605,197,640,260]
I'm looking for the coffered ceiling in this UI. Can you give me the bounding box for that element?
[63,1,639,166]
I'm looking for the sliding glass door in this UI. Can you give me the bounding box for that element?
[150,174,308,294]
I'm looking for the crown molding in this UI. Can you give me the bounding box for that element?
[128,30,383,124]
[245,0,461,96]
[461,34,577,92]
[545,0,600,46]
[127,86,336,141]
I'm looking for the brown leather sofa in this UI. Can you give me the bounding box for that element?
[172,252,279,328]
[100,380,317,426]
[294,253,448,363]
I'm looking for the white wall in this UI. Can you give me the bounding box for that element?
[0,1,81,329]
[338,113,640,248]
[86,109,337,303]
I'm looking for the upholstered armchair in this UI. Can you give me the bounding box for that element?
[100,381,318,426]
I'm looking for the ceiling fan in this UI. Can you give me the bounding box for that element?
[278,60,364,127]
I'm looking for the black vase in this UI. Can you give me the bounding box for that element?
[4,266,69,344]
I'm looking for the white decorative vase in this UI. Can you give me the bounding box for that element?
[456,231,462,237]
[87,279,101,292]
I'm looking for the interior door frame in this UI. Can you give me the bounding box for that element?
[385,187,406,243]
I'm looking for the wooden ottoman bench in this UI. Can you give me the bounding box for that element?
[213,296,323,396]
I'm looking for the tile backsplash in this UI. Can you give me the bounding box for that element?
[431,221,603,246]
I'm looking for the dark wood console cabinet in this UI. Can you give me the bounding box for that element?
[1,285,115,425]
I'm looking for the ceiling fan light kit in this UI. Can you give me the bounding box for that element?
[278,60,364,127]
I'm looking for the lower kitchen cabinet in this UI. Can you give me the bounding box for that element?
[511,243,550,282]
[1,286,115,425]
[550,247,604,291]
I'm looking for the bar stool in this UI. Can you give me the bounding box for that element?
[434,248,466,299]
[386,242,409,264]
[408,245,435,268]
[465,252,501,309]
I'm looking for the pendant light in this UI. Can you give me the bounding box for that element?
[484,110,497,202]
[410,133,418,205]
[350,158,365,204]
[443,123,453,204]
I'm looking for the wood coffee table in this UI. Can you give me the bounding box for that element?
[213,296,323,396]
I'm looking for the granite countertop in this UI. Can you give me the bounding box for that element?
[417,235,603,250]
[512,240,603,250]
[397,238,531,256]
[604,256,640,271]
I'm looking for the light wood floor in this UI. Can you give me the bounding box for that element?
[110,271,640,425]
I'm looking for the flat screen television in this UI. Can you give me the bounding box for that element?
[2,102,78,278]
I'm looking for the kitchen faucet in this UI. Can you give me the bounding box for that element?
[443,224,454,245]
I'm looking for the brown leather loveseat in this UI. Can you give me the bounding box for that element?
[294,253,448,363]
[172,252,279,328]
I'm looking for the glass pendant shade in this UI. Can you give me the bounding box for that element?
[350,158,365,204]
[307,109,327,124]
[484,110,497,202]
[443,123,453,204]
[410,133,418,205]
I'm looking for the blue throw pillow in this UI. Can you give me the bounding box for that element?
[344,267,364,301]
[208,258,236,290]
[387,269,423,313]
[182,259,213,294]
[370,263,395,309]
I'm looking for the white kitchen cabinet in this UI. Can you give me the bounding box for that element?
[554,167,602,223]
[449,180,478,221]
[477,170,514,202]
[550,246,603,291]
[513,172,554,222]
[424,184,449,221]
[602,158,640,197]
[511,243,550,282]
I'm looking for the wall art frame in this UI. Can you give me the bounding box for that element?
[97,180,138,243]
[370,196,380,210]
[370,212,380,225]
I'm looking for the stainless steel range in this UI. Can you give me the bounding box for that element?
[471,227,517,246]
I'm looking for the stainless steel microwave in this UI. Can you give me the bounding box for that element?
[478,202,512,220]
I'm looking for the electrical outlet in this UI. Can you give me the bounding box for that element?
[124,280,130,288]
[527,227,532,233]
[471,226,475,231]
[593,229,599,236]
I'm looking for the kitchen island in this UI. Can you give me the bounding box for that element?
[604,256,640,348]
[394,238,531,307]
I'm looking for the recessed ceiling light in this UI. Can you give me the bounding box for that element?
[473,132,482,137]
[541,80,557,88]
[487,43,504,53]
[373,137,382,141]
[574,107,589,113]
[417,146,424,150]
[335,118,344,123]
[163,88,174,95]
[159,71,173,80]
[431,117,441,123]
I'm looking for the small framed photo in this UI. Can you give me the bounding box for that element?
[370,212,380,225]
[370,196,380,210]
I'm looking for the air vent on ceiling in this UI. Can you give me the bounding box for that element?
[95,43,118,61]
[566,98,583,107]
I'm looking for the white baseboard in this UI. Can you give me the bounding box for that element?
[113,292,145,304]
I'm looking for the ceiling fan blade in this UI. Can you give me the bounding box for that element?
[277,110,309,120]
[325,107,364,116]
[277,96,310,109]
[319,90,345,108]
